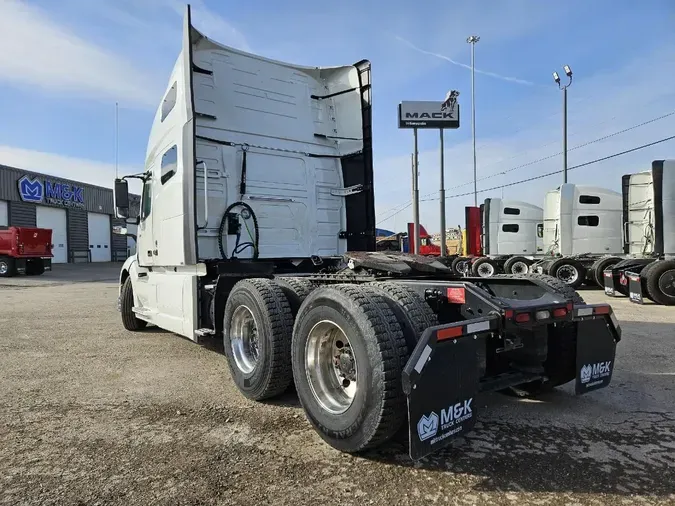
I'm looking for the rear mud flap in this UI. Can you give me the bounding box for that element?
[574,308,620,395]
[402,315,499,460]
[603,270,620,296]
[627,272,645,304]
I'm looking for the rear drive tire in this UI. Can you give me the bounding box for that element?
[451,256,470,276]
[548,258,587,289]
[645,260,675,306]
[503,256,532,275]
[291,284,408,453]
[590,256,622,287]
[120,277,148,331]
[638,260,659,302]
[471,257,499,278]
[275,277,317,317]
[0,257,16,277]
[367,281,438,353]
[223,278,294,400]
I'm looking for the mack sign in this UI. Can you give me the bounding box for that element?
[398,101,460,129]
[17,175,85,209]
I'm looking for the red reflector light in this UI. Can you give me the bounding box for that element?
[437,326,463,341]
[514,313,531,323]
[553,307,567,318]
[594,305,610,315]
[504,309,514,319]
[446,287,466,304]
[566,302,573,311]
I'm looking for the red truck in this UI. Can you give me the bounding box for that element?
[0,226,53,277]
[376,223,442,256]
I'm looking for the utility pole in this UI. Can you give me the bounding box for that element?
[439,129,447,256]
[115,102,119,180]
[466,35,480,206]
[412,129,421,254]
[553,65,573,184]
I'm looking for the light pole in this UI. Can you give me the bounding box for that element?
[553,65,573,184]
[466,35,480,206]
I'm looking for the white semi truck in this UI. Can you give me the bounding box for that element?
[112,5,621,460]
[529,184,626,288]
[462,198,544,277]
[603,160,675,305]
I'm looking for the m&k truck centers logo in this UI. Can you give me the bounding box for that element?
[17,175,85,209]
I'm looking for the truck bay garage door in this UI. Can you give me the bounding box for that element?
[0,201,7,226]
[36,206,68,263]
[87,212,111,262]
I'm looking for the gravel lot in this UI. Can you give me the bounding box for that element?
[1,264,674,505]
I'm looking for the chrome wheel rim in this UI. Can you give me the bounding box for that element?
[512,261,528,275]
[230,305,259,374]
[305,320,357,415]
[0,262,7,275]
[557,265,579,284]
[478,263,495,277]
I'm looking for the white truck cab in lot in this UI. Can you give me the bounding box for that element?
[112,5,622,461]
[114,5,371,340]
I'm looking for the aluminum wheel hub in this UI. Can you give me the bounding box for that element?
[478,263,495,277]
[305,320,357,415]
[511,261,528,274]
[230,305,259,374]
[556,265,579,284]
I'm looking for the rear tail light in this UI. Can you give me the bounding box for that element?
[594,305,610,315]
[514,313,531,323]
[535,310,550,321]
[553,307,568,318]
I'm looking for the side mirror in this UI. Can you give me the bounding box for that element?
[112,225,137,243]
[114,178,130,218]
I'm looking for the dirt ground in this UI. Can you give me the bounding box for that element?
[1,264,674,505]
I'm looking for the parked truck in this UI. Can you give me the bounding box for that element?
[603,160,675,305]
[376,224,443,256]
[526,184,626,289]
[112,5,621,461]
[453,198,545,277]
[0,226,52,277]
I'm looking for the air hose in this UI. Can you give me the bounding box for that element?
[217,201,259,260]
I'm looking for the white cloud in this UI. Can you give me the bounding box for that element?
[393,35,535,86]
[0,0,162,109]
[375,45,675,233]
[0,145,143,195]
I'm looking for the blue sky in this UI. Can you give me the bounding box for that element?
[1,0,674,233]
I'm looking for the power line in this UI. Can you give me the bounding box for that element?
[415,110,675,201]
[377,135,675,224]
[432,135,675,201]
